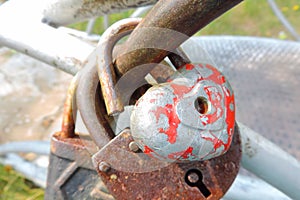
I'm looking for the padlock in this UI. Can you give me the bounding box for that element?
[84,16,235,162]
[45,74,113,200]
[130,63,235,162]
[76,18,241,200]
[93,127,241,200]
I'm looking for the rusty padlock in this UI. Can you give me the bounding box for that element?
[76,18,242,199]
[45,74,113,200]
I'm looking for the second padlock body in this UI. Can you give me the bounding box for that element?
[130,63,235,162]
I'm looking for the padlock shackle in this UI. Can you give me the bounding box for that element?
[77,18,142,148]
[114,0,243,75]
[96,18,190,116]
[96,18,142,116]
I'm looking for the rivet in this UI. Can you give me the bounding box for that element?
[99,162,111,173]
[129,141,140,152]
[224,161,236,173]
[110,174,118,180]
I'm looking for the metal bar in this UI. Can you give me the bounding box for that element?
[0,141,50,155]
[58,26,100,42]
[42,0,158,27]
[86,18,97,35]
[0,0,94,75]
[130,5,153,18]
[267,0,300,41]
[238,122,300,200]
[223,174,291,200]
[103,15,110,30]
[115,0,243,75]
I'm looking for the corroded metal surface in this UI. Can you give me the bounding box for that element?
[131,64,235,161]
[76,60,115,148]
[77,18,186,144]
[45,132,107,200]
[95,18,190,116]
[61,74,80,138]
[115,0,243,75]
[96,18,142,116]
[93,127,241,200]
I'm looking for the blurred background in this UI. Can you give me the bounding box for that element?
[0,0,299,199]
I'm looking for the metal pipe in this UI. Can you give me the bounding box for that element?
[0,141,50,155]
[58,26,100,42]
[0,0,94,75]
[115,0,243,75]
[267,0,300,41]
[86,18,97,35]
[238,122,300,200]
[42,0,158,27]
[223,174,291,200]
[103,15,110,30]
[130,5,152,18]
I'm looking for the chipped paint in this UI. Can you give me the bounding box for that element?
[131,63,235,161]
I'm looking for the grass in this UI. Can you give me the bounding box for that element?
[0,165,44,200]
[1,0,300,199]
[198,0,300,40]
[69,0,300,40]
[68,10,135,35]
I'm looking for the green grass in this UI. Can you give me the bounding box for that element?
[0,165,44,200]
[69,0,300,40]
[198,0,300,40]
[68,10,135,35]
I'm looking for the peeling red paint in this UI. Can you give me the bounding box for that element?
[197,64,235,152]
[153,104,180,144]
[151,83,193,144]
[200,86,223,125]
[138,63,235,160]
[225,92,235,146]
[202,131,230,152]
[170,83,192,98]
[144,145,154,155]
[185,63,195,71]
[202,64,226,85]
[168,147,195,160]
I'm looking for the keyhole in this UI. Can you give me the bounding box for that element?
[194,97,209,114]
[185,169,211,198]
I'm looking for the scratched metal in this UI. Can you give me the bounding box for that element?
[182,36,300,160]
[93,127,241,200]
[130,64,235,161]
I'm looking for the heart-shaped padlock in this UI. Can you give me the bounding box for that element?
[130,63,235,162]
